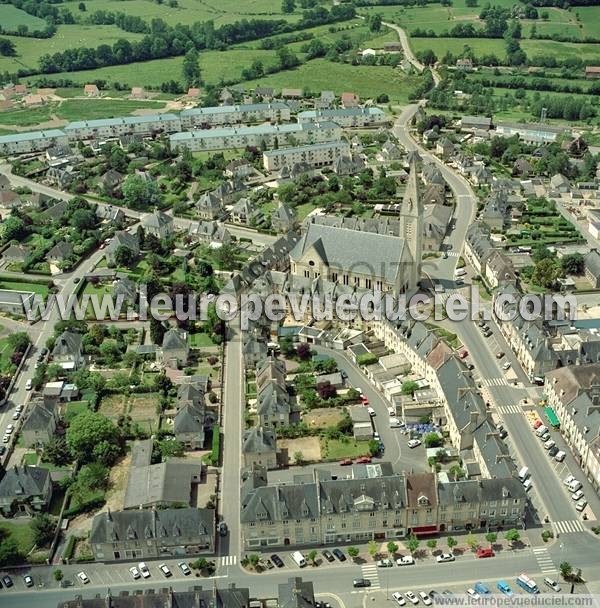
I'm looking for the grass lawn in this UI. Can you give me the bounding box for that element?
[0,522,35,555]
[0,279,49,296]
[243,58,421,102]
[0,336,16,374]
[64,401,90,422]
[0,4,46,30]
[22,452,39,466]
[55,98,168,122]
[321,437,371,460]
[190,332,215,348]
[0,105,55,127]
[576,6,600,38]
[295,202,317,221]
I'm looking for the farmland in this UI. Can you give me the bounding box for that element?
[0,4,46,30]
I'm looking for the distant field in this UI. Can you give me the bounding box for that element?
[0,25,145,73]
[0,4,47,30]
[242,58,421,102]
[0,106,54,127]
[56,98,167,121]
[61,0,301,26]
[574,6,600,38]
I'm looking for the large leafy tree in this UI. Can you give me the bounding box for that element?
[122,174,160,210]
[66,411,122,465]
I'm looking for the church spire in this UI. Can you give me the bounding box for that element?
[399,158,423,292]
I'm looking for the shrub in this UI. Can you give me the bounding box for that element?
[209,427,221,466]
[63,536,77,562]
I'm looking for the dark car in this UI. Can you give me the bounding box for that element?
[548,446,559,457]
[271,554,284,568]
[322,550,335,562]
[0,446,5,456]
[332,548,346,562]
[2,576,12,588]
[353,579,371,588]
[218,522,228,536]
[499,430,508,439]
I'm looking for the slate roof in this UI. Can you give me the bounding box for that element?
[290,223,405,284]
[52,330,82,358]
[279,577,316,608]
[107,230,139,255]
[243,426,277,454]
[21,402,55,432]
[174,402,206,434]
[257,381,290,417]
[438,477,526,505]
[0,465,50,499]
[143,210,172,230]
[585,250,600,279]
[162,328,188,350]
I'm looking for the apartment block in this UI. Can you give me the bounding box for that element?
[0,130,69,155]
[262,140,350,171]
[297,107,386,127]
[64,114,182,141]
[180,102,291,129]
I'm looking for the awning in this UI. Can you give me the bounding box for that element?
[412,525,438,536]
[544,406,560,428]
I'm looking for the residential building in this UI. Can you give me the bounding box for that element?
[169,121,342,153]
[174,390,212,451]
[262,141,350,172]
[64,114,181,141]
[179,102,290,129]
[271,203,297,233]
[585,66,600,79]
[0,129,69,155]
[0,289,35,316]
[105,231,140,265]
[495,122,568,144]
[142,210,173,239]
[464,221,494,274]
[230,197,263,226]
[423,204,452,251]
[0,465,52,517]
[21,401,57,449]
[460,116,492,131]
[90,507,215,561]
[2,244,30,264]
[51,330,84,370]
[242,426,279,469]
[257,380,291,428]
[225,159,253,179]
[46,241,73,265]
[159,328,189,368]
[341,92,359,108]
[84,84,99,96]
[279,578,316,607]
[297,107,386,127]
[99,169,124,196]
[584,249,600,288]
[196,191,223,220]
[484,250,517,289]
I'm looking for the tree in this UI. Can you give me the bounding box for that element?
[449,464,465,480]
[153,372,173,396]
[560,253,584,276]
[401,380,419,396]
[447,536,458,552]
[150,318,165,345]
[485,532,497,545]
[505,529,520,544]
[114,245,136,268]
[0,536,21,567]
[0,38,16,57]
[369,13,382,32]
[560,561,572,580]
[293,450,305,465]
[282,0,295,11]
[66,410,122,465]
[191,557,216,574]
[307,549,318,565]
[122,174,160,210]
[182,48,201,86]
[296,342,311,360]
[1,216,25,243]
[158,439,184,458]
[53,569,63,581]
[70,209,96,231]
[465,0,477,5]
[44,437,72,467]
[368,539,378,559]
[426,539,437,552]
[407,534,420,555]
[466,532,478,550]
[348,546,359,560]
[423,432,443,448]
[32,513,55,547]
[387,541,398,555]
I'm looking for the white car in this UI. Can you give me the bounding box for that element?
[405,591,419,605]
[419,592,432,606]
[436,553,455,563]
[392,592,407,606]
[5,424,14,434]
[129,566,140,580]
[407,439,421,449]
[373,431,380,441]
[544,439,556,450]
[563,474,576,487]
[138,562,150,578]
[77,572,89,584]
[367,407,376,416]
[377,558,394,568]
[576,500,587,512]
[2,435,9,443]
[15,405,23,413]
[466,589,480,600]
[388,407,396,416]
[158,563,172,578]
[178,561,191,575]
[396,555,415,566]
[11,412,20,420]
[572,490,584,501]
[502,362,511,370]
[544,578,561,592]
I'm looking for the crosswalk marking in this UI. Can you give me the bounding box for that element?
[219,555,237,566]
[447,251,460,257]
[360,564,381,589]
[553,520,585,535]
[496,404,523,414]
[481,378,509,388]
[532,547,555,573]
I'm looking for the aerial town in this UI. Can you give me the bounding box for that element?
[0,0,599,607]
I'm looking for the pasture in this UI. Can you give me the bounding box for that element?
[0,4,46,30]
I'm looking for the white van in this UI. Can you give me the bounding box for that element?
[554,451,566,462]
[25,378,32,390]
[523,479,533,492]
[535,425,548,437]
[454,268,467,278]
[518,467,530,482]
[291,551,307,568]
[568,480,582,493]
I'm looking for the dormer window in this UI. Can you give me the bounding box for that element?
[417,494,430,506]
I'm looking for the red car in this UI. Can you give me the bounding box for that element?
[361,395,369,405]
[458,350,469,359]
[339,458,353,466]
[476,548,494,558]
[533,420,542,429]
[355,456,372,464]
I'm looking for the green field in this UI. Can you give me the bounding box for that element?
[575,6,600,38]
[0,336,16,374]
[243,58,420,102]
[0,522,35,555]
[56,98,167,121]
[0,106,54,127]
[0,279,50,295]
[0,4,47,30]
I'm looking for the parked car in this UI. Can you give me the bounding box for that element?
[332,548,346,562]
[572,490,584,501]
[458,350,468,359]
[23,575,33,587]
[392,592,407,606]
[397,555,415,566]
[533,420,543,429]
[77,572,89,585]
[548,446,559,458]
[322,550,334,562]
[544,439,556,450]
[218,521,228,536]
[355,456,372,464]
[178,562,191,575]
[0,446,5,456]
[502,362,511,370]
[544,578,561,592]
[2,576,13,588]
[271,554,284,568]
[576,500,588,512]
[496,351,505,359]
[499,429,508,439]
[158,564,172,578]
[339,458,352,466]
[466,589,480,600]
[476,548,494,558]
[361,395,370,405]
[377,558,394,568]
[540,432,551,442]
[419,592,432,606]
[436,553,455,563]
[353,579,371,588]
[405,591,419,605]
[138,563,150,578]
[259,559,274,570]
[563,475,576,487]
[554,450,566,462]
[367,407,375,416]
[407,439,422,449]
[129,566,140,580]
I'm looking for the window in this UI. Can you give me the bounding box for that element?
[365,278,372,289]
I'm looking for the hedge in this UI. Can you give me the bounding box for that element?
[63,496,105,519]
[357,353,379,366]
[63,535,76,562]
[209,427,221,466]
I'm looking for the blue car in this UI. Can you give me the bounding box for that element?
[497,581,513,596]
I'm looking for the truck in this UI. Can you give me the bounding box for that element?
[291,551,307,568]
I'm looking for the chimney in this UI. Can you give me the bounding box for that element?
[469,411,479,428]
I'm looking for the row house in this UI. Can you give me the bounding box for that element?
[169,121,342,153]
[64,114,181,141]
[180,102,291,129]
[0,129,68,155]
